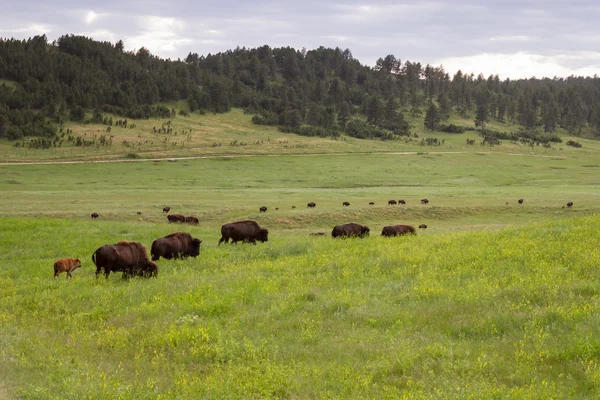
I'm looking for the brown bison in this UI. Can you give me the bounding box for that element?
[260,206,267,213]
[381,225,416,237]
[307,202,316,208]
[92,241,158,279]
[218,220,269,245]
[419,224,428,229]
[185,216,199,225]
[388,200,397,205]
[151,232,202,261]
[53,258,81,279]
[567,202,574,207]
[163,207,171,213]
[518,199,524,204]
[292,205,297,209]
[399,200,406,205]
[421,199,429,204]
[167,214,185,223]
[332,223,370,238]
[369,202,375,205]
[91,212,99,219]
[343,202,350,206]
[137,211,142,215]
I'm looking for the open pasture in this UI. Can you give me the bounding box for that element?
[1,151,600,398]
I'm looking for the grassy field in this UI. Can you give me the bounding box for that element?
[2,105,597,163]
[1,135,600,397]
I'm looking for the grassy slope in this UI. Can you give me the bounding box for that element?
[1,103,597,162]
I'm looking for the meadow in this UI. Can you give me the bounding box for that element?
[1,131,600,398]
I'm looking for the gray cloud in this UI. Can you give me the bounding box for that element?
[1,1,599,78]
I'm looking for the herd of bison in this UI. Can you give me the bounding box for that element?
[53,198,575,279]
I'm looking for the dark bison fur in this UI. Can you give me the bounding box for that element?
[167,214,185,223]
[92,241,157,279]
[381,225,416,237]
[419,224,428,229]
[399,200,406,204]
[91,213,99,219]
[151,232,202,261]
[185,216,199,225]
[567,202,573,207]
[307,202,316,208]
[343,202,350,206]
[332,223,370,238]
[218,220,269,245]
[388,200,397,205]
[163,207,171,213]
[518,199,524,204]
[259,206,267,212]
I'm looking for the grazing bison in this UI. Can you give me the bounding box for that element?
[567,202,574,207]
[399,200,406,205]
[151,232,202,261]
[167,214,185,223]
[307,202,316,208]
[310,232,326,236]
[260,206,267,213]
[218,220,269,245]
[421,199,429,204]
[292,205,297,209]
[275,207,279,210]
[343,202,350,206]
[332,223,370,238]
[92,241,158,279]
[518,199,524,204]
[163,207,171,213]
[137,211,142,215]
[91,213,99,219]
[185,216,199,225]
[419,224,428,229]
[381,225,416,237]
[388,200,397,205]
[369,202,375,205]
[53,258,81,279]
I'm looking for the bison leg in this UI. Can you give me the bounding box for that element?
[54,270,59,278]
[218,236,227,246]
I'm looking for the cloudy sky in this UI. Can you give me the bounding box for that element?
[2,0,600,79]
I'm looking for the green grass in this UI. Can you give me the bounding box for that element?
[1,215,600,398]
[2,143,600,397]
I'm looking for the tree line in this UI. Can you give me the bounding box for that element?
[1,34,599,142]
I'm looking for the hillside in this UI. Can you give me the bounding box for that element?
[0,34,599,162]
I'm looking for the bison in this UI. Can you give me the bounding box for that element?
[518,199,524,204]
[310,232,326,236]
[388,200,397,205]
[398,200,406,205]
[567,202,574,207]
[137,211,142,215]
[343,202,350,206]
[163,207,171,213]
[218,220,269,245]
[185,216,199,225]
[259,206,267,213]
[292,205,297,209]
[307,202,316,208]
[381,225,416,237]
[53,258,81,279]
[419,224,428,229]
[421,199,429,204]
[369,202,375,205]
[167,214,185,223]
[92,241,158,279]
[151,232,202,261]
[332,223,370,238]
[91,212,99,219]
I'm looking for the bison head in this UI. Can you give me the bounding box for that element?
[146,261,158,277]
[191,238,202,257]
[361,226,370,237]
[259,228,269,242]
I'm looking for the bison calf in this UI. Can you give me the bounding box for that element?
[54,258,81,279]
[381,225,416,237]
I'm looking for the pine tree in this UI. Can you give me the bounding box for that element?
[424,103,439,130]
